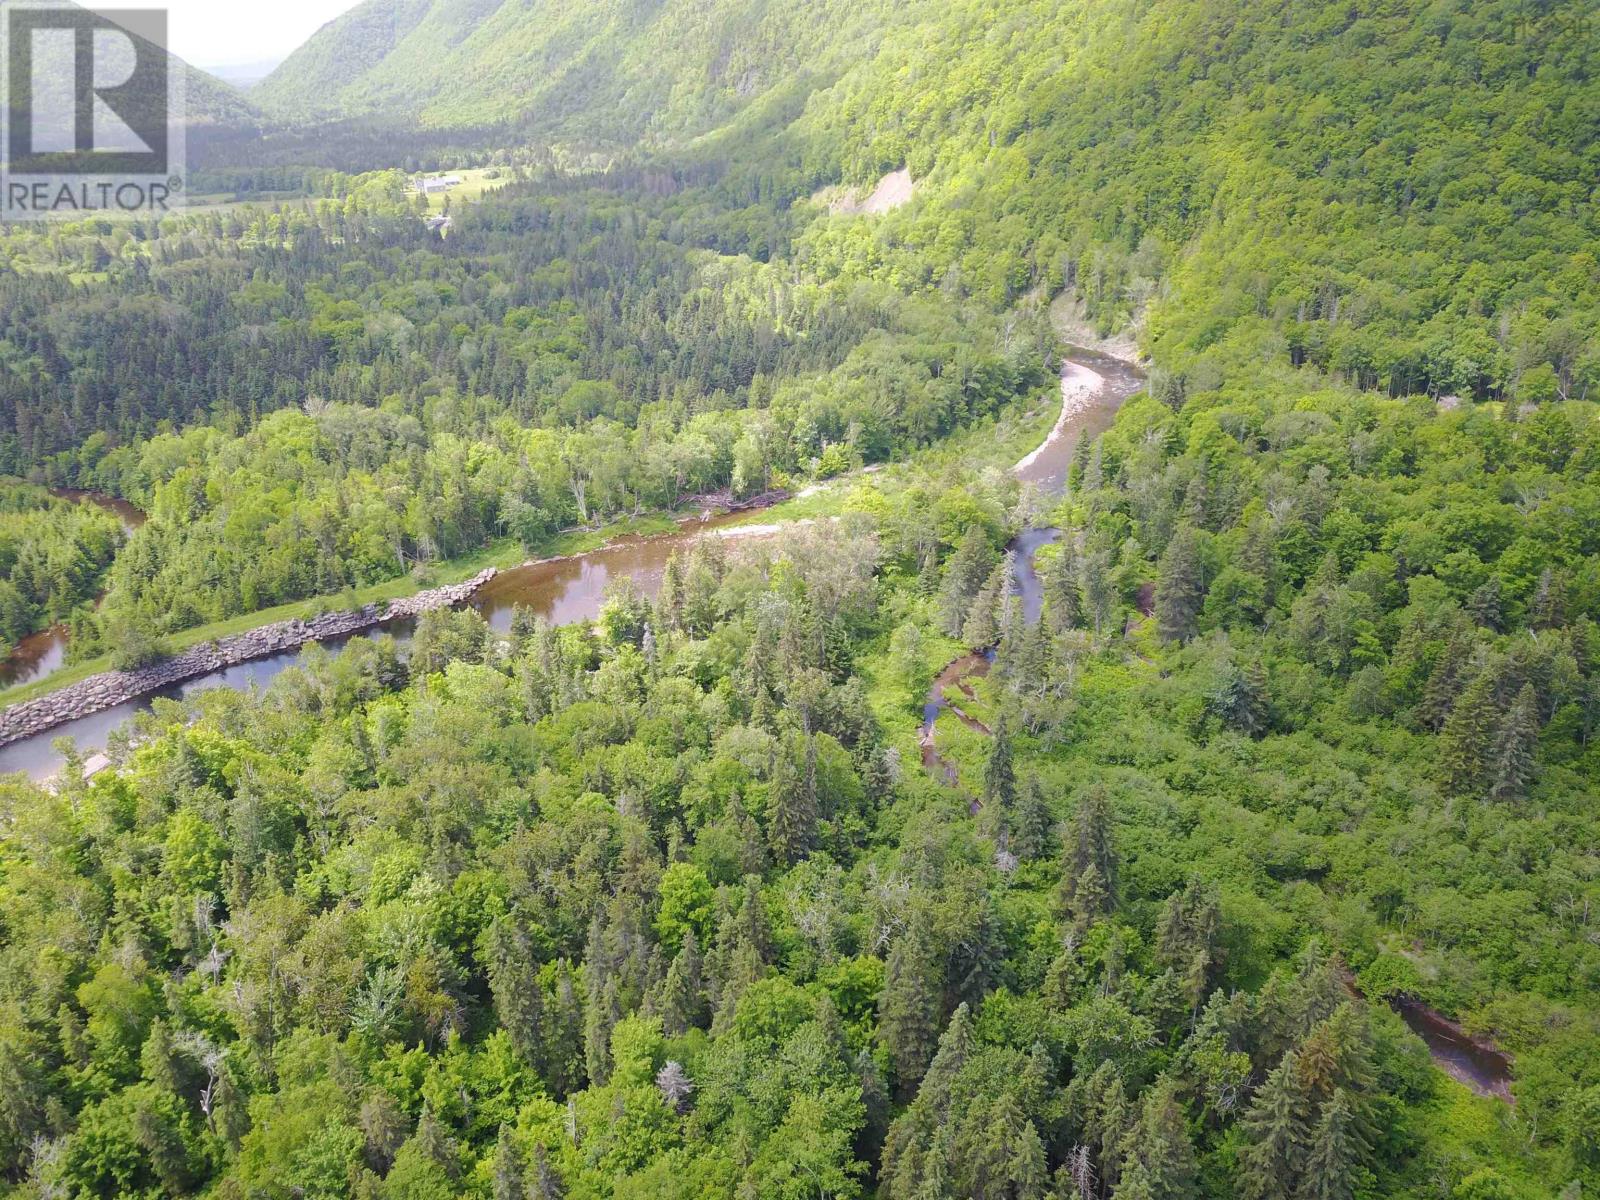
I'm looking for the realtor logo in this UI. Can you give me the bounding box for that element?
[2,4,184,218]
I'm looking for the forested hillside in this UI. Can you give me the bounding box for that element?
[1,0,1599,1197]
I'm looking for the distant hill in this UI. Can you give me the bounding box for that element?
[0,0,259,144]
[250,0,1599,400]
[251,0,884,142]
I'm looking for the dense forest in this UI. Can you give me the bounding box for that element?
[3,390,1599,1196]
[2,0,1599,1196]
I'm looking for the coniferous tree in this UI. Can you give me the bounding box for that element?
[1118,1077,1199,1200]
[656,933,704,1036]
[487,919,546,1076]
[880,910,941,1097]
[1045,534,1086,633]
[962,560,1008,650]
[1156,525,1205,643]
[1438,667,1500,798]
[531,1145,565,1200]
[1082,546,1115,637]
[1238,1057,1311,1200]
[982,720,1017,815]
[1012,775,1054,861]
[547,960,584,1098]
[939,526,997,638]
[492,1124,524,1200]
[1301,1089,1366,1200]
[1417,634,1472,731]
[767,741,818,865]
[1059,786,1118,927]
[1530,567,1565,629]
[1465,576,1503,630]
[583,974,620,1088]
[1490,682,1539,803]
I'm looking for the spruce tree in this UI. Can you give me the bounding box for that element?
[492,1124,524,1200]
[583,974,619,1087]
[982,720,1017,815]
[547,960,584,1098]
[1465,576,1503,630]
[486,919,546,1075]
[1120,1077,1199,1200]
[916,1003,973,1117]
[766,742,817,865]
[1012,775,1055,861]
[1490,682,1539,803]
[1417,634,1471,731]
[939,526,997,637]
[1156,525,1205,643]
[1438,667,1500,798]
[880,910,942,1097]
[1301,1089,1366,1200]
[1059,786,1118,927]
[1238,1057,1311,1200]
[1530,567,1565,629]
[962,560,1007,649]
[531,1145,565,1200]
[1082,547,1115,637]
[1045,535,1086,633]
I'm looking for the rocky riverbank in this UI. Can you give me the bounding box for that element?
[0,569,497,748]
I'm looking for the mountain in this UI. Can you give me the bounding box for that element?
[252,0,885,140]
[259,0,1596,399]
[2,0,257,123]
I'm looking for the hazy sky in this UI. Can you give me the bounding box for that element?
[156,0,364,69]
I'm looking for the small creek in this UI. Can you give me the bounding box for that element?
[1392,998,1514,1101]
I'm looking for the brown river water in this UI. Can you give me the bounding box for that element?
[0,510,779,779]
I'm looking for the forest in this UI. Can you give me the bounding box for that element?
[0,486,124,656]
[3,386,1600,1197]
[1,0,1598,1196]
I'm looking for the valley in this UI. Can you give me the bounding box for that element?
[0,1,1597,1198]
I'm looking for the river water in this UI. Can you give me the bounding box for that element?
[1,355,1140,781]
[0,491,148,691]
[0,511,780,780]
[919,351,1146,764]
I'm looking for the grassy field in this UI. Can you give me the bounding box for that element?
[415,168,507,213]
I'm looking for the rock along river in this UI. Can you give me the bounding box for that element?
[0,507,788,781]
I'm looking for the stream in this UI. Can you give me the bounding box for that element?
[1392,998,1514,1101]
[918,350,1145,777]
[0,361,1521,1102]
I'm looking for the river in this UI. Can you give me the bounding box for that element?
[919,350,1145,772]
[1,355,1138,781]
[0,490,148,691]
[0,511,781,780]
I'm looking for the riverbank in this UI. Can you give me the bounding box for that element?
[0,506,743,711]
[0,382,1062,770]
[0,571,497,749]
[918,349,1147,790]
